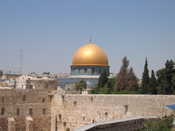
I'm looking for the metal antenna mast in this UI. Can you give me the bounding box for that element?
[19,49,23,74]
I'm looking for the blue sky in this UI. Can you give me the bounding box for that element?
[0,0,175,77]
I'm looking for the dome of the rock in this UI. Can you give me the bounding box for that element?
[72,43,108,66]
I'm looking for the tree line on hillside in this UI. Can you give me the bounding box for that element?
[91,57,175,94]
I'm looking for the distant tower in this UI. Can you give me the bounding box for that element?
[19,49,23,74]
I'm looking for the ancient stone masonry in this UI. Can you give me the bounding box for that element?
[51,94,175,131]
[0,89,52,131]
[0,89,175,131]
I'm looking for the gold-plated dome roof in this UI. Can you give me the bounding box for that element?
[72,43,108,66]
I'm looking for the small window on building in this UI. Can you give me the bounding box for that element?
[29,108,33,116]
[63,122,67,127]
[105,112,108,116]
[42,98,45,103]
[92,68,95,74]
[42,108,46,115]
[58,114,62,121]
[49,95,53,103]
[16,108,20,116]
[23,95,26,101]
[84,68,87,73]
[1,108,5,115]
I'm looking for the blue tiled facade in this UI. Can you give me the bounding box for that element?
[71,65,109,76]
[58,65,110,89]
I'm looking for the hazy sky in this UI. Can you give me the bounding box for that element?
[0,0,175,77]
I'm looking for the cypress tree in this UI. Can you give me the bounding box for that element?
[149,70,157,94]
[164,60,174,94]
[141,58,150,94]
[98,70,108,88]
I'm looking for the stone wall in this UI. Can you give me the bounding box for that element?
[0,89,52,131]
[0,89,175,131]
[51,94,175,131]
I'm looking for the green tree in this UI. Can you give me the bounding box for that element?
[75,80,87,91]
[149,70,158,94]
[164,60,174,94]
[157,60,175,94]
[157,68,166,94]
[103,77,116,93]
[141,58,150,94]
[116,56,129,90]
[127,67,139,91]
[98,70,108,88]
[172,74,175,94]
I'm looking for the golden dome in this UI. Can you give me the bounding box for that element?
[72,43,108,66]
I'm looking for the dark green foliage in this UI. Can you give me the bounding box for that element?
[141,58,150,94]
[140,115,174,131]
[92,57,175,95]
[91,77,116,94]
[106,77,116,89]
[157,60,175,94]
[111,90,139,94]
[157,69,166,94]
[149,70,158,94]
[172,74,175,92]
[98,70,108,88]
[75,80,87,91]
